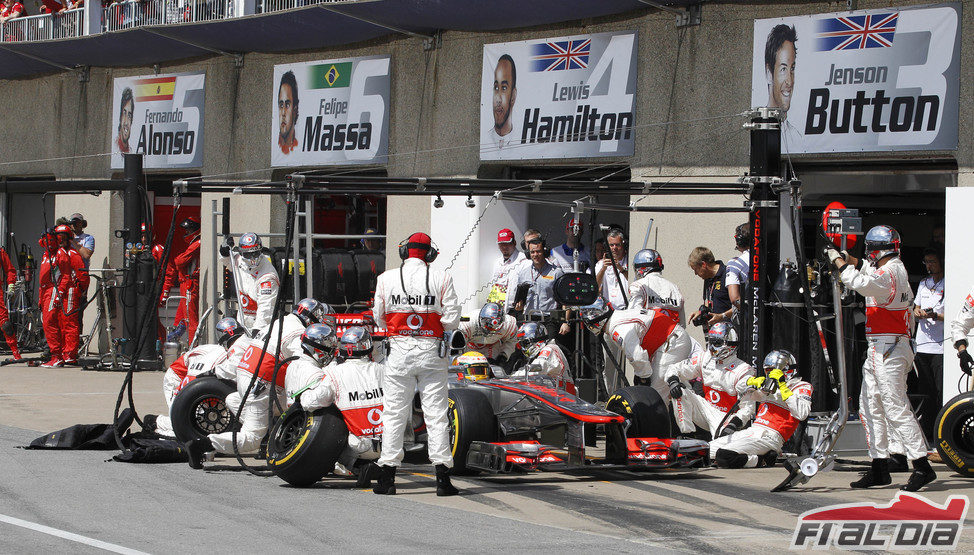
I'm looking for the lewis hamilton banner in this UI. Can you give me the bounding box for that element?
[751,3,960,154]
[111,72,205,169]
[480,31,637,161]
[271,56,390,167]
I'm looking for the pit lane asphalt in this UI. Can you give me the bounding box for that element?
[2,362,974,553]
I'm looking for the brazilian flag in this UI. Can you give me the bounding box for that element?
[308,62,352,89]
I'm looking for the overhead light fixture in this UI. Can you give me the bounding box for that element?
[465,194,475,208]
[433,194,444,209]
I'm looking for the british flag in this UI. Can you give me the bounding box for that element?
[530,39,591,72]
[815,12,898,51]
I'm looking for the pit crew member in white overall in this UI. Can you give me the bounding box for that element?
[510,321,574,393]
[828,225,936,492]
[665,321,755,439]
[372,232,461,496]
[628,249,685,325]
[710,350,812,468]
[220,232,280,332]
[458,302,518,365]
[950,285,974,377]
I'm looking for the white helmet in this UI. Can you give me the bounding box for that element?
[863,225,900,262]
[339,326,373,359]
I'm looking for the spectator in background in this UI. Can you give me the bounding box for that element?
[687,247,731,329]
[509,241,569,335]
[595,228,628,309]
[39,0,65,14]
[69,213,94,269]
[0,0,25,23]
[360,228,382,251]
[593,238,607,266]
[725,223,750,320]
[551,218,591,273]
[930,224,945,249]
[911,247,945,442]
[503,229,541,313]
[487,228,523,306]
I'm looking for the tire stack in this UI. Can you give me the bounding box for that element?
[312,249,385,309]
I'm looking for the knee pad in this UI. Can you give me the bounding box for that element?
[1,320,13,337]
[715,448,749,469]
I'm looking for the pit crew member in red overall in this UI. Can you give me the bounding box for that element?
[171,217,201,342]
[38,230,60,366]
[149,317,246,437]
[829,225,936,492]
[581,298,692,401]
[665,322,755,438]
[372,232,460,496]
[0,245,20,360]
[710,349,812,468]
[458,302,518,365]
[53,224,89,365]
[510,321,574,393]
[220,232,280,333]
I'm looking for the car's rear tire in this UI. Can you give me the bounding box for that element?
[449,388,497,474]
[170,376,238,443]
[267,404,349,487]
[935,392,974,477]
[606,385,673,439]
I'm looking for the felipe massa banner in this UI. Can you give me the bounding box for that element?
[480,31,637,161]
[111,72,205,169]
[272,56,390,167]
[751,3,960,154]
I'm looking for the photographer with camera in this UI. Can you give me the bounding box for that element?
[687,247,732,330]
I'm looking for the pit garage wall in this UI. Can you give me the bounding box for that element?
[0,0,969,342]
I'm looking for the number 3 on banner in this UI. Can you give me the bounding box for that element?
[346,58,390,161]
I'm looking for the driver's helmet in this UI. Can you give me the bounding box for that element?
[451,351,493,381]
[292,298,326,327]
[238,232,263,266]
[705,321,739,361]
[478,302,505,335]
[763,349,798,381]
[339,326,373,358]
[579,298,612,334]
[216,317,245,350]
[301,323,338,365]
[633,249,664,278]
[516,322,548,358]
[863,225,901,262]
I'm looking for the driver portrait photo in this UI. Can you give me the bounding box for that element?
[763,23,802,151]
[278,70,299,155]
[485,53,520,151]
[116,87,134,154]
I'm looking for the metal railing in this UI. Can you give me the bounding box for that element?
[1,9,84,42]
[257,0,360,15]
[103,0,235,32]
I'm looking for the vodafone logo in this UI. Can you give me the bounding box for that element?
[758,405,769,417]
[708,390,721,404]
[406,314,424,330]
[367,407,382,425]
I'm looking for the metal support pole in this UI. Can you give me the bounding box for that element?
[121,153,158,366]
[292,203,302,302]
[304,197,314,303]
[210,198,221,341]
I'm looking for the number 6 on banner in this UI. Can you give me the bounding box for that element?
[346,57,390,161]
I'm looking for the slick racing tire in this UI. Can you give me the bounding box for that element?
[935,392,974,477]
[267,404,349,487]
[170,377,238,444]
[449,388,497,474]
[606,385,673,439]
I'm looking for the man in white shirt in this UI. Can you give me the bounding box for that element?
[595,228,629,309]
[487,228,524,306]
[551,218,591,272]
[912,248,945,442]
[725,223,750,318]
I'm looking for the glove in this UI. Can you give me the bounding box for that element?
[667,376,683,399]
[718,417,742,438]
[158,295,168,307]
[761,375,779,395]
[959,350,974,376]
[219,244,230,257]
[767,369,785,382]
[5,283,13,294]
[166,322,187,342]
[779,381,794,401]
[745,376,765,390]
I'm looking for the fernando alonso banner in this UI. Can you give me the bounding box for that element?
[271,56,390,167]
[480,31,637,161]
[751,3,960,154]
[111,72,205,169]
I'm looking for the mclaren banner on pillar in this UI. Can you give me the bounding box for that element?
[271,56,390,166]
[480,31,637,161]
[110,72,205,169]
[751,3,960,154]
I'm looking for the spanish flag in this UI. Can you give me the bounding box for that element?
[135,76,177,102]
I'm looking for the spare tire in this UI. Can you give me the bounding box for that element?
[267,404,349,487]
[170,377,238,443]
[606,385,674,439]
[935,392,974,477]
[449,388,497,474]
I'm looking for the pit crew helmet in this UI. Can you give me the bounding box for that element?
[863,225,900,262]
[339,326,373,358]
[763,349,798,381]
[579,298,612,334]
[633,249,664,278]
[301,323,338,365]
[180,217,201,240]
[516,322,548,358]
[215,317,245,349]
[292,298,327,327]
[705,321,739,361]
[451,351,493,381]
[479,302,505,335]
[238,232,263,267]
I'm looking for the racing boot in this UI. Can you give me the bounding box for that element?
[372,464,397,495]
[901,456,937,492]
[185,437,214,470]
[889,453,910,473]
[850,457,892,488]
[435,464,459,497]
[356,462,381,488]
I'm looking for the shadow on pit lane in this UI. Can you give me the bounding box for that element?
[469,468,720,487]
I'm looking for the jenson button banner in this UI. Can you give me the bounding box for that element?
[271,56,390,167]
[750,3,960,154]
[111,71,205,169]
[480,31,637,161]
